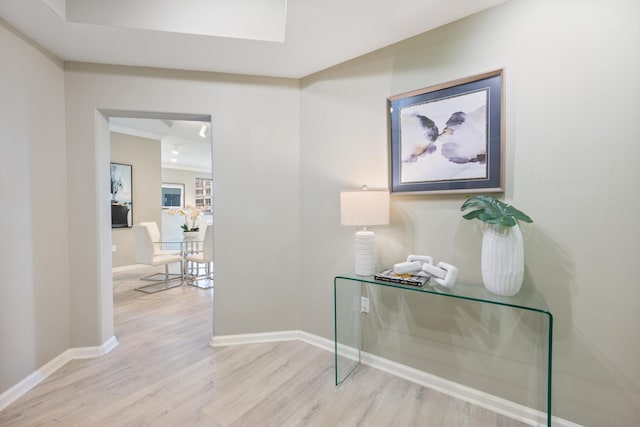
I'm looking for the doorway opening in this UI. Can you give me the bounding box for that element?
[102,110,214,340]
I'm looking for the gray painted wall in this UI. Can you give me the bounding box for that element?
[2,1,639,425]
[0,19,70,392]
[63,63,302,345]
[299,1,640,425]
[110,132,162,268]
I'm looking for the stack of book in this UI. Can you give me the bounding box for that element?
[374,268,430,287]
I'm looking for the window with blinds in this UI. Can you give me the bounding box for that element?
[195,177,212,213]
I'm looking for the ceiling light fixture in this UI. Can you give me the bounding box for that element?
[199,123,209,138]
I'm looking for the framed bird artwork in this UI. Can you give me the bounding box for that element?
[388,69,504,195]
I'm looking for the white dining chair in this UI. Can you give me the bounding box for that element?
[185,224,213,289]
[140,221,180,255]
[133,225,183,293]
[138,221,182,281]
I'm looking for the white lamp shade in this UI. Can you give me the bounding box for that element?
[340,186,390,276]
[340,188,390,226]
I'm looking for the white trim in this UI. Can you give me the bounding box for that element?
[0,336,118,412]
[296,330,334,353]
[210,331,582,427]
[209,330,335,353]
[112,264,149,273]
[109,124,163,141]
[210,330,300,347]
[361,352,539,426]
[68,336,119,359]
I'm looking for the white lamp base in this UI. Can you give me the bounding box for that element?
[354,230,376,276]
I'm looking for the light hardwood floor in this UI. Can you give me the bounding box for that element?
[0,267,530,426]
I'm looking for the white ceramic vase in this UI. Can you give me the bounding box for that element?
[183,231,199,240]
[481,223,524,296]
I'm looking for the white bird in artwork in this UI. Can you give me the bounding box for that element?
[439,105,487,164]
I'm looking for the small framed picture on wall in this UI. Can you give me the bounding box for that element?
[110,162,133,228]
[162,182,185,208]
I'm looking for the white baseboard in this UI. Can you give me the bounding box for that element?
[361,352,540,426]
[0,336,119,412]
[210,331,582,427]
[210,330,301,347]
[112,264,148,273]
[297,331,334,353]
[209,330,335,353]
[67,336,119,359]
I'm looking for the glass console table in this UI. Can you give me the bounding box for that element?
[334,273,553,427]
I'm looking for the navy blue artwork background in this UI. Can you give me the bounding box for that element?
[388,71,503,194]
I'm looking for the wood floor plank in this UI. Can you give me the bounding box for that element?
[0,266,532,426]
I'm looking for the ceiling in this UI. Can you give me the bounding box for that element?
[2,0,508,171]
[110,117,212,173]
[1,0,508,79]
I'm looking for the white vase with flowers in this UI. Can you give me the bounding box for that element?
[168,205,203,239]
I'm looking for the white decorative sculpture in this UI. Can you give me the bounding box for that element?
[392,254,458,288]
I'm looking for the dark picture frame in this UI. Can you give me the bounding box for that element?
[388,69,504,195]
[110,162,133,228]
[161,182,185,208]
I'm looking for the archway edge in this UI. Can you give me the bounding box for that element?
[96,109,214,346]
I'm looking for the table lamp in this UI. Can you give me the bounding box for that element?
[340,185,390,276]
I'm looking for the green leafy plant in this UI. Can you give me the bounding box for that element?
[460,195,533,227]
